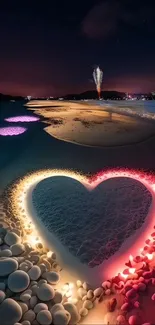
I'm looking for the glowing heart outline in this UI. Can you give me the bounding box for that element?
[10,169,155,286]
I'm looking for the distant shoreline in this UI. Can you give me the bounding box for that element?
[26,100,155,148]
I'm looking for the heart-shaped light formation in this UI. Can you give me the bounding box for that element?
[7,168,155,322]
[9,168,155,274]
[32,175,151,270]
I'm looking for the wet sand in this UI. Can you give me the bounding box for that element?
[26,100,155,147]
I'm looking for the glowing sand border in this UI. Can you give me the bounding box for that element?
[9,168,155,287]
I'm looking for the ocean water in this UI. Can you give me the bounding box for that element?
[1,100,155,192]
[88,100,155,115]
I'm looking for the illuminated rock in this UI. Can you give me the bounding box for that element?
[53,310,71,325]
[82,300,93,310]
[0,258,18,276]
[34,303,48,314]
[4,232,20,246]
[42,271,60,284]
[50,303,64,314]
[0,249,12,257]
[37,283,55,301]
[63,302,80,324]
[10,244,25,256]
[8,270,30,292]
[30,296,38,309]
[37,310,52,325]
[22,309,36,322]
[52,291,63,304]
[79,307,88,317]
[0,298,22,324]
[28,266,41,281]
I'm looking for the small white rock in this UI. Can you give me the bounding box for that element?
[34,303,48,314]
[31,285,39,296]
[8,270,30,293]
[63,302,80,324]
[94,287,103,297]
[30,296,38,309]
[50,303,64,314]
[22,289,32,296]
[11,244,25,256]
[28,266,41,281]
[4,232,20,246]
[76,280,82,287]
[0,249,12,257]
[87,290,94,299]
[22,309,36,322]
[0,257,18,276]
[17,302,28,314]
[77,287,87,299]
[20,294,31,302]
[83,300,93,310]
[53,310,70,325]
[42,271,60,284]
[0,298,22,324]
[39,264,47,274]
[19,262,29,272]
[82,295,87,302]
[37,283,55,301]
[53,291,63,304]
[21,321,31,325]
[38,279,47,286]
[83,282,90,290]
[79,307,88,317]
[37,310,52,325]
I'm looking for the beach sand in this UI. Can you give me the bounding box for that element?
[2,100,155,323]
[26,100,155,147]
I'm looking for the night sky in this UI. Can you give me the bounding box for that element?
[0,0,155,97]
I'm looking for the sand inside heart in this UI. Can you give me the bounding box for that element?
[32,176,152,267]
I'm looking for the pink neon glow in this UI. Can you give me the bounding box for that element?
[0,126,27,136]
[18,168,155,287]
[5,115,40,122]
[129,268,136,274]
[146,253,153,260]
[81,168,155,281]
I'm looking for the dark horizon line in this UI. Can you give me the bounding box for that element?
[0,89,154,98]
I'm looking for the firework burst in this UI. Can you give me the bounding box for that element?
[93,66,103,99]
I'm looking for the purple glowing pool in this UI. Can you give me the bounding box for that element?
[5,115,40,122]
[0,126,27,136]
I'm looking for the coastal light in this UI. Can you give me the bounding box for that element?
[0,126,27,136]
[26,234,40,247]
[129,268,136,274]
[146,253,153,260]
[5,115,40,122]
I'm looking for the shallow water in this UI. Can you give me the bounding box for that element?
[1,100,155,189]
